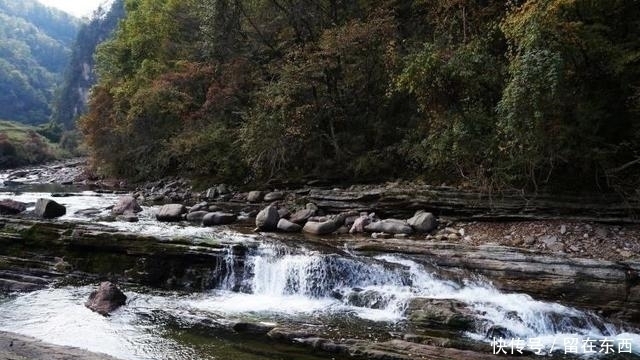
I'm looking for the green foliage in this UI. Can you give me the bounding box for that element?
[81,0,640,193]
[0,120,63,168]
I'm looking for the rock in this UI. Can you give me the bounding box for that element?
[290,208,316,224]
[306,203,319,212]
[247,191,263,202]
[216,184,229,195]
[111,196,142,215]
[560,224,567,235]
[189,202,209,212]
[278,207,291,219]
[277,218,302,232]
[365,219,413,235]
[202,212,237,226]
[117,214,139,223]
[372,232,392,239]
[264,191,285,202]
[303,220,340,235]
[75,208,102,216]
[204,187,217,199]
[232,321,277,335]
[349,215,371,234]
[407,298,474,331]
[256,205,280,231]
[54,259,73,273]
[407,210,437,233]
[34,199,66,219]
[0,199,27,215]
[186,210,208,223]
[155,204,187,222]
[85,281,127,315]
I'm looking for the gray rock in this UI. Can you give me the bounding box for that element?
[264,191,284,202]
[203,212,237,226]
[189,202,209,212]
[111,196,142,215]
[117,214,139,223]
[85,281,127,316]
[186,211,208,223]
[155,204,186,222]
[0,199,27,215]
[278,207,291,219]
[34,199,66,219]
[407,210,437,233]
[306,203,319,212]
[247,191,263,202]
[204,187,217,199]
[277,218,302,232]
[290,208,316,224]
[303,220,340,235]
[256,205,279,231]
[75,208,102,216]
[365,219,413,235]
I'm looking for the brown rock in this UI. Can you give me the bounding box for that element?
[85,282,127,316]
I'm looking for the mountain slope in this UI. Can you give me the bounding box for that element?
[0,0,80,124]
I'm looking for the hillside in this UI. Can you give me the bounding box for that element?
[0,120,61,169]
[79,0,640,195]
[0,0,80,125]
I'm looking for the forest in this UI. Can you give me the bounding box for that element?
[80,0,640,194]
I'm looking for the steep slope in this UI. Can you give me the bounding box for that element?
[0,0,79,124]
[51,0,125,129]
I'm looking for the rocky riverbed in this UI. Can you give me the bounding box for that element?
[0,159,639,359]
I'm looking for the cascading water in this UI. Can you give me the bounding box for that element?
[201,242,640,355]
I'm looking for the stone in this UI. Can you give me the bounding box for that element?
[186,210,208,223]
[407,210,437,233]
[189,202,209,212]
[54,259,73,273]
[407,298,474,331]
[202,212,237,226]
[372,232,392,239]
[290,208,316,224]
[247,191,263,202]
[34,198,66,219]
[117,214,139,223]
[204,187,217,199]
[75,208,102,216]
[0,199,27,215]
[264,191,284,202]
[560,225,567,235]
[365,219,413,235]
[278,207,291,219]
[277,218,302,233]
[111,196,142,215]
[349,215,371,234]
[85,281,127,315]
[306,203,319,212]
[155,204,187,222]
[303,220,340,235]
[256,205,280,231]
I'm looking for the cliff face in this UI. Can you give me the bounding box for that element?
[51,0,125,129]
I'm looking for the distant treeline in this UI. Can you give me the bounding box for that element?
[80,0,640,193]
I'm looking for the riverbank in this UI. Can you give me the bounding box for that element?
[0,331,118,360]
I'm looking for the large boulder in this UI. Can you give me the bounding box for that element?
[349,215,371,234]
[303,220,340,235]
[277,218,302,233]
[289,208,316,224]
[34,198,66,219]
[155,204,187,222]
[85,281,127,316]
[365,219,413,235]
[203,212,237,226]
[256,205,280,231]
[264,191,284,202]
[407,210,437,233]
[247,191,263,203]
[0,199,27,215]
[111,196,143,215]
[186,210,208,223]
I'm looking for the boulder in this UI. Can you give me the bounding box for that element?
[189,202,209,212]
[186,210,208,223]
[365,219,413,235]
[407,210,437,233]
[278,207,291,219]
[247,191,263,203]
[85,281,127,316]
[34,198,66,219]
[155,204,186,222]
[264,191,284,202]
[256,205,279,231]
[203,212,237,226]
[407,298,475,332]
[0,199,27,215]
[303,220,340,235]
[290,209,316,224]
[277,218,302,233]
[111,196,142,215]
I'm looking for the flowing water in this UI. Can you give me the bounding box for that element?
[0,185,639,359]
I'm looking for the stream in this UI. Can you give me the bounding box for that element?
[0,173,639,359]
